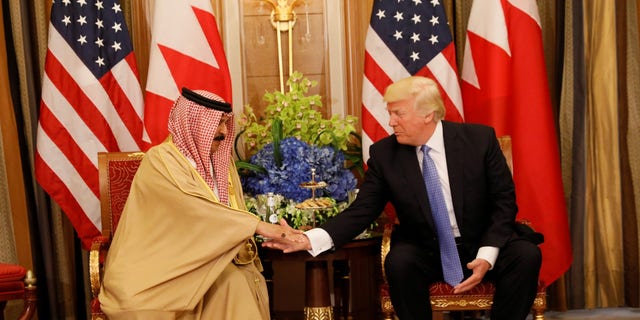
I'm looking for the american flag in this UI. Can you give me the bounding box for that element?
[361,0,463,161]
[35,0,146,249]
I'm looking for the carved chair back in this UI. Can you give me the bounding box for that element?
[90,151,145,319]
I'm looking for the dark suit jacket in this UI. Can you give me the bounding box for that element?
[321,121,517,258]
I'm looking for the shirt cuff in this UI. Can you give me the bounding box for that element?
[476,246,499,270]
[305,228,334,257]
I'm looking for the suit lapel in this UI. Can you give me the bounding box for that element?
[442,122,465,226]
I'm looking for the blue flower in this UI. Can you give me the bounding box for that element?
[241,137,357,202]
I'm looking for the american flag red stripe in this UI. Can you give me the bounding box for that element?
[37,101,99,197]
[363,51,393,98]
[143,1,232,146]
[34,153,98,239]
[361,0,464,161]
[36,0,147,248]
[98,55,146,142]
[360,106,388,143]
[461,0,572,285]
[413,44,463,124]
[43,58,120,150]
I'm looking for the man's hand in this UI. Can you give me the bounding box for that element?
[261,227,312,253]
[453,258,491,294]
[255,219,303,240]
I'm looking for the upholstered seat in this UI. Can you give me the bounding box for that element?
[379,136,547,320]
[0,263,37,320]
[89,152,145,320]
[428,279,546,314]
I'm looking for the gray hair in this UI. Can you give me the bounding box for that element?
[383,76,446,121]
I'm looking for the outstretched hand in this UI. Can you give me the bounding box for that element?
[255,219,303,240]
[261,221,312,253]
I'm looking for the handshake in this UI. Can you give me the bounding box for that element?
[255,219,312,253]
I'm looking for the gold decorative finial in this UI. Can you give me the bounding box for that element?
[263,0,301,23]
[258,0,308,92]
[25,270,37,288]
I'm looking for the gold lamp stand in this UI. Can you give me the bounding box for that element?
[263,0,304,92]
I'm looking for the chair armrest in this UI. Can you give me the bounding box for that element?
[379,223,395,319]
[380,223,393,282]
[515,219,544,244]
[18,270,37,320]
[89,236,111,298]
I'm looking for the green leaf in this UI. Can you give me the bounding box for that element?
[235,71,360,160]
[272,118,283,167]
[235,160,268,175]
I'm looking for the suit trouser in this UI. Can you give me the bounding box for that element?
[384,236,541,320]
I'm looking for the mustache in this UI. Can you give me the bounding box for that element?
[213,135,226,141]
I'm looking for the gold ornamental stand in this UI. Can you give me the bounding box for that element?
[296,168,331,227]
[262,0,304,93]
[296,168,334,320]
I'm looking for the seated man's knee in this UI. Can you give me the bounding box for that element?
[524,241,542,264]
[514,240,542,273]
[384,245,421,283]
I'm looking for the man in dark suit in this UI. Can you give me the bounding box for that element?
[264,76,542,320]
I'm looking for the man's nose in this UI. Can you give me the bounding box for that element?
[388,115,397,126]
[219,122,228,134]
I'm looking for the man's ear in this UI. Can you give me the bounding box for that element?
[424,111,434,123]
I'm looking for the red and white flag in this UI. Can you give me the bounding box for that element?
[461,0,572,285]
[361,0,463,161]
[35,0,147,248]
[143,0,232,146]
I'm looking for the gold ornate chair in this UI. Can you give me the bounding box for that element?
[89,152,145,320]
[379,136,547,320]
[0,263,37,320]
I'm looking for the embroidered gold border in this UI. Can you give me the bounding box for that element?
[303,306,334,320]
[431,297,493,309]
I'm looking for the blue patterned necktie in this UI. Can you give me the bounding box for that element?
[421,145,464,286]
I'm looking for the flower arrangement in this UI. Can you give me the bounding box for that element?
[243,193,350,231]
[242,137,356,202]
[236,72,361,229]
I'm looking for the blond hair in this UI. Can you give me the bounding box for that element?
[383,76,446,121]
